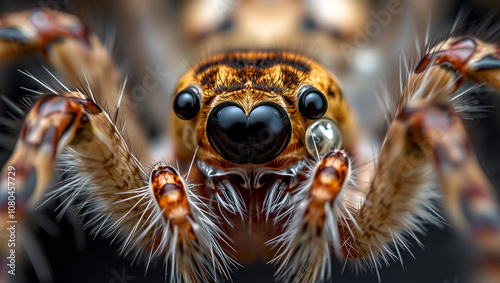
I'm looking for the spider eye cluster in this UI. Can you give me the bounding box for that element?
[298,86,328,120]
[173,86,201,120]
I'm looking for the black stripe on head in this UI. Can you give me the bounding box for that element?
[195,52,311,75]
[198,67,219,90]
[280,66,302,89]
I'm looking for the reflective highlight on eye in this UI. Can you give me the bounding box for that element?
[305,118,342,157]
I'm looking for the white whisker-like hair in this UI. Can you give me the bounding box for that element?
[267,153,355,283]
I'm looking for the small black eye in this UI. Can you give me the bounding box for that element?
[173,87,201,120]
[298,87,327,120]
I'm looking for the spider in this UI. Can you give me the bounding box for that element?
[0,4,500,283]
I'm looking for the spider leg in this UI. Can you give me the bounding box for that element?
[271,150,351,283]
[0,8,233,282]
[344,102,499,261]
[1,93,96,208]
[414,37,500,89]
[0,92,232,282]
[400,37,500,240]
[0,8,88,59]
[148,164,234,282]
[273,37,500,282]
[0,8,145,150]
[341,37,500,276]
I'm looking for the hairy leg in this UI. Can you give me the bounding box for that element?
[271,151,351,283]
[273,37,500,282]
[0,92,232,282]
[345,37,500,274]
[0,8,145,151]
[0,9,235,282]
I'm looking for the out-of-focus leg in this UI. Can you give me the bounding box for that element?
[0,8,146,151]
[344,37,500,277]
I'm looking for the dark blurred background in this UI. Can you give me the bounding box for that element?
[0,0,499,282]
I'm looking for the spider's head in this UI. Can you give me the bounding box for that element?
[171,51,356,171]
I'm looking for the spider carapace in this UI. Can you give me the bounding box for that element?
[1,7,500,283]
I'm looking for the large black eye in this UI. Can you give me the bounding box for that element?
[173,87,201,120]
[206,102,292,164]
[298,87,328,120]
